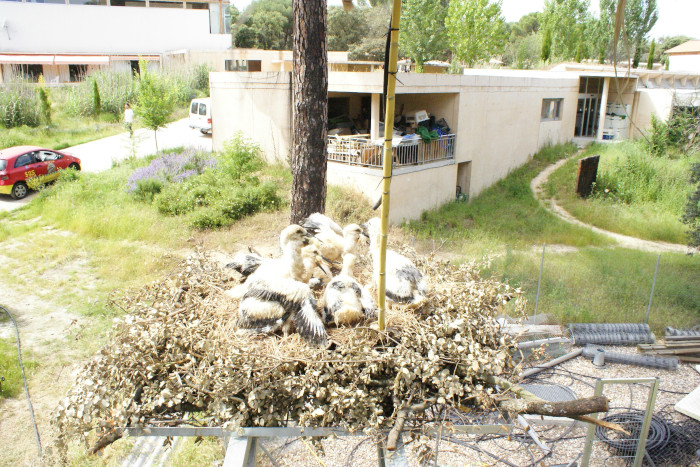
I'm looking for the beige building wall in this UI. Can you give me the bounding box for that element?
[168,50,349,73]
[632,88,675,138]
[210,71,292,163]
[327,161,456,224]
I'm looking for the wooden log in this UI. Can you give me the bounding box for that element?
[499,396,609,418]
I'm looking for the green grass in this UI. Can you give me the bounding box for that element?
[488,247,700,333]
[406,143,609,253]
[544,141,699,244]
[0,86,189,150]
[0,337,38,399]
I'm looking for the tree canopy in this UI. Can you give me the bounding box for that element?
[231,0,293,50]
[446,0,507,67]
[399,0,449,71]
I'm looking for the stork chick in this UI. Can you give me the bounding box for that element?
[302,212,344,237]
[363,217,427,305]
[226,249,264,278]
[323,253,376,326]
[236,225,327,345]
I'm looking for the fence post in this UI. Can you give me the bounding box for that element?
[645,254,661,324]
[534,244,546,318]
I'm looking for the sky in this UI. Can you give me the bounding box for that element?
[231,0,699,40]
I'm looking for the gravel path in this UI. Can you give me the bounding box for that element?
[531,157,693,254]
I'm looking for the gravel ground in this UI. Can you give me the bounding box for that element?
[248,345,700,467]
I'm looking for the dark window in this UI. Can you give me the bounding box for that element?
[541,98,563,121]
[15,153,35,168]
[149,1,181,8]
[41,151,61,161]
[16,64,43,82]
[248,60,261,72]
[198,104,207,116]
[190,102,199,114]
[110,0,146,5]
[69,64,87,82]
[188,2,208,9]
[68,0,107,4]
[130,60,140,76]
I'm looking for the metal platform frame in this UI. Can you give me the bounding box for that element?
[120,423,515,466]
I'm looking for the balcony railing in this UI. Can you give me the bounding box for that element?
[327,134,455,168]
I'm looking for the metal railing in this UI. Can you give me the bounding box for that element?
[327,134,455,168]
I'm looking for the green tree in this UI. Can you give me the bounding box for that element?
[446,0,507,67]
[92,78,101,115]
[626,0,658,65]
[231,0,293,50]
[400,0,448,71]
[136,63,175,152]
[541,0,591,61]
[646,39,655,69]
[37,86,51,126]
[327,6,369,51]
[348,3,391,61]
[541,27,552,62]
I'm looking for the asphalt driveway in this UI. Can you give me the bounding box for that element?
[0,119,212,212]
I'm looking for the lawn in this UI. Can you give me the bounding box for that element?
[543,140,699,244]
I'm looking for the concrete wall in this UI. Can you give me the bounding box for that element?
[327,160,456,224]
[0,3,229,55]
[669,54,700,73]
[632,88,675,138]
[210,71,292,163]
[165,50,349,73]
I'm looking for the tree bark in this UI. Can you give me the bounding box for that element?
[291,0,328,224]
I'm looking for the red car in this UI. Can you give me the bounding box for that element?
[0,146,81,200]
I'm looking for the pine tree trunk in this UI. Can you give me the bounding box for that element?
[290,0,328,224]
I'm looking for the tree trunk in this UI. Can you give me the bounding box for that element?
[291,0,328,224]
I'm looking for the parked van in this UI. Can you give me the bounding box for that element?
[189,98,211,134]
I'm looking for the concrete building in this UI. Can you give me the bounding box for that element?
[210,69,645,223]
[666,40,700,73]
[0,0,230,83]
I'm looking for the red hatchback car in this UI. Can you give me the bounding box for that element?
[0,146,81,199]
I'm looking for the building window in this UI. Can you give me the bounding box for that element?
[15,64,44,82]
[225,60,261,72]
[541,98,563,121]
[69,65,88,82]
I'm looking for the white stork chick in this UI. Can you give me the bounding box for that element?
[300,243,333,284]
[364,217,427,305]
[301,212,344,237]
[322,253,376,326]
[237,225,327,345]
[226,251,264,278]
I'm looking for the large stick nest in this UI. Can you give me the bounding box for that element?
[52,248,523,448]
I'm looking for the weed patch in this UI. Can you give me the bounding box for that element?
[546,141,698,243]
[0,337,38,399]
[406,143,606,249]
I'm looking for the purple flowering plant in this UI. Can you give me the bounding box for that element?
[128,148,216,194]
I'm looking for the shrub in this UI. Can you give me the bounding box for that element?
[187,182,282,229]
[92,78,101,115]
[648,114,669,157]
[682,163,700,248]
[219,133,264,184]
[127,148,216,194]
[0,81,40,128]
[37,86,51,126]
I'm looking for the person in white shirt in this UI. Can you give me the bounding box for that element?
[124,103,134,137]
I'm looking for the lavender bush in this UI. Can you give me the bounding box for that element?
[128,148,216,201]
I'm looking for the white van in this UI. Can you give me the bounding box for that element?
[189,98,212,134]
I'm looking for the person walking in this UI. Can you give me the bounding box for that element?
[124,103,134,138]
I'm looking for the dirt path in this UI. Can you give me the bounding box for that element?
[531,157,693,254]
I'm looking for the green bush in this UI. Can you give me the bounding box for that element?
[0,81,40,128]
[37,86,51,126]
[219,133,264,184]
[188,182,282,229]
[92,78,101,115]
[132,178,163,203]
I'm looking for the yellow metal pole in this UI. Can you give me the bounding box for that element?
[377,0,402,331]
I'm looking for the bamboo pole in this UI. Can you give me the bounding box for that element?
[377,0,402,331]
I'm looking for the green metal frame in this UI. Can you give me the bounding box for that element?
[580,377,659,467]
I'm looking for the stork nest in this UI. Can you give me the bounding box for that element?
[51,248,524,456]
